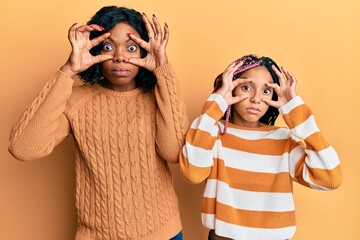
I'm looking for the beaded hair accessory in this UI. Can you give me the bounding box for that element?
[214,54,263,134]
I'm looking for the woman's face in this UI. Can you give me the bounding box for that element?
[100,22,141,92]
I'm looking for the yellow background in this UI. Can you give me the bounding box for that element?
[1,0,359,239]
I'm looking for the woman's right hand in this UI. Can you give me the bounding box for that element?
[60,23,113,77]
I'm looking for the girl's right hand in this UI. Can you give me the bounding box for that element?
[215,61,250,106]
[60,23,113,77]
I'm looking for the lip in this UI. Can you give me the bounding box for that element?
[246,107,261,114]
[111,67,130,77]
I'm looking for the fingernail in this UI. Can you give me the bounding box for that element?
[72,23,77,27]
[142,12,147,17]
[89,25,94,29]
[153,14,156,18]
[99,26,105,31]
[165,23,168,28]
[127,32,133,36]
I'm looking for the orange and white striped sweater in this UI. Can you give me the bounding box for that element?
[180,94,342,240]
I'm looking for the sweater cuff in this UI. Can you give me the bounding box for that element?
[153,63,174,78]
[208,94,228,114]
[279,96,304,115]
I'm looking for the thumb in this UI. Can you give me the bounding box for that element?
[93,54,113,65]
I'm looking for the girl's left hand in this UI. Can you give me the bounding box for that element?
[127,13,169,71]
[262,65,298,108]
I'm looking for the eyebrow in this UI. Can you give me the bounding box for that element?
[238,77,273,84]
[105,36,135,44]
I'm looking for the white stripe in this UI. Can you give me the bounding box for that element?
[182,143,213,167]
[219,122,291,140]
[201,212,215,229]
[305,146,340,170]
[214,219,296,240]
[221,148,289,173]
[204,180,294,212]
[190,114,218,137]
[208,94,228,113]
[291,115,319,139]
[289,145,305,178]
[279,96,304,115]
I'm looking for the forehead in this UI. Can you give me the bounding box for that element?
[110,22,140,37]
[239,66,272,80]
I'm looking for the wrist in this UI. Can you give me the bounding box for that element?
[60,64,78,78]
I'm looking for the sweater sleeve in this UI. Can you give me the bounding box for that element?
[280,96,342,190]
[8,71,73,161]
[179,94,228,184]
[153,63,189,163]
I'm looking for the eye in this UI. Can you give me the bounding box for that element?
[127,45,137,52]
[242,85,252,91]
[263,88,272,95]
[102,44,113,52]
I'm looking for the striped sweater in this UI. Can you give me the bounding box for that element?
[9,64,188,240]
[180,94,342,240]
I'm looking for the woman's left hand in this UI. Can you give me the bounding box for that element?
[262,65,298,108]
[127,13,169,71]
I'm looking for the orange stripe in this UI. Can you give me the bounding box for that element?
[202,100,224,119]
[282,104,312,128]
[306,165,342,189]
[305,131,330,151]
[222,134,290,155]
[186,128,216,150]
[179,154,212,184]
[202,199,296,228]
[217,160,293,192]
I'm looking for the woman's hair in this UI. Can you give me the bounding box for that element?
[213,54,281,132]
[78,6,157,91]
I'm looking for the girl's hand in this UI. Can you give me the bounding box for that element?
[127,13,169,71]
[60,23,112,77]
[262,65,298,108]
[215,61,251,106]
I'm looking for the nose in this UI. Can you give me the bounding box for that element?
[113,48,127,63]
[250,91,261,104]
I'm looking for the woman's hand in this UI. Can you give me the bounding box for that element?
[262,65,298,108]
[127,13,169,71]
[60,23,112,77]
[215,61,251,106]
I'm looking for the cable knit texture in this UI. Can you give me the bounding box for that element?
[9,64,189,240]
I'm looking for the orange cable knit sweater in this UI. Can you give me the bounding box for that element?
[8,64,189,240]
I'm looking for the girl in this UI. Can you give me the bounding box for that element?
[8,6,188,240]
[179,54,342,240]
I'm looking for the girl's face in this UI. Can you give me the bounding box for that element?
[232,66,274,128]
[100,22,141,91]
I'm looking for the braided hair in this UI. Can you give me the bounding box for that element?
[213,54,281,133]
[78,6,157,91]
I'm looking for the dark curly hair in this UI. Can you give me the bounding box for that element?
[78,6,156,91]
[213,54,281,128]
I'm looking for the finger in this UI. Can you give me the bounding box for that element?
[230,95,248,105]
[232,77,251,87]
[266,82,281,95]
[281,66,297,87]
[152,14,162,39]
[142,12,155,40]
[272,65,285,86]
[127,57,146,68]
[92,54,114,65]
[89,24,106,32]
[68,23,78,44]
[128,33,149,51]
[262,98,280,109]
[162,23,169,45]
[90,32,111,47]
